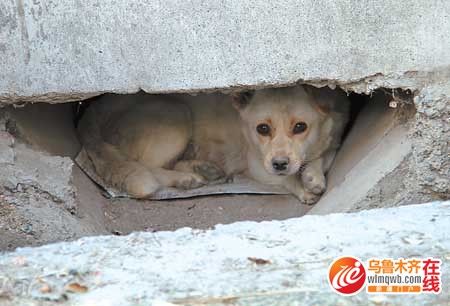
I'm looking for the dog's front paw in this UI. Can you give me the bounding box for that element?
[193,162,225,181]
[174,173,206,190]
[301,172,326,195]
[291,187,321,205]
[285,177,322,205]
[300,190,321,205]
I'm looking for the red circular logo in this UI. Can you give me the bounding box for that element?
[328,256,366,295]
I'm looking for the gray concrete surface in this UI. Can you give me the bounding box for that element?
[0,201,449,305]
[0,112,106,251]
[1,1,450,103]
[0,111,76,210]
[413,84,450,197]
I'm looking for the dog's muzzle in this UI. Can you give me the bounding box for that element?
[271,157,290,173]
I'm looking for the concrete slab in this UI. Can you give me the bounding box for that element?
[1,1,450,103]
[0,142,104,251]
[0,201,448,305]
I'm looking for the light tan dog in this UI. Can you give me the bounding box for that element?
[78,85,349,204]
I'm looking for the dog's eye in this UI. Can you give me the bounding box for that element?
[256,123,271,136]
[293,122,308,134]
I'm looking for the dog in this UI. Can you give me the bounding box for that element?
[77,85,349,204]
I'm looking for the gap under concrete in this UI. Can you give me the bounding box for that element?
[0,89,429,250]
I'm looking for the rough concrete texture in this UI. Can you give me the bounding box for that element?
[1,1,450,103]
[0,114,76,211]
[0,201,449,305]
[0,146,104,251]
[413,85,450,197]
[0,113,106,251]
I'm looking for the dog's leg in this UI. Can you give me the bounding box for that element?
[114,161,161,199]
[301,150,337,195]
[151,168,207,190]
[88,142,161,199]
[174,160,225,182]
[284,175,320,205]
[301,158,326,195]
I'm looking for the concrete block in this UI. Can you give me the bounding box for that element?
[0,142,105,251]
[0,201,448,305]
[1,1,450,103]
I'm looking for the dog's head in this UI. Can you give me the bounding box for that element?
[232,85,333,176]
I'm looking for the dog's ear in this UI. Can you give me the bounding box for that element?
[303,85,333,115]
[231,91,254,110]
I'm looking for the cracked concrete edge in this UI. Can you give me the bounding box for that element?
[0,201,449,305]
[0,113,106,250]
[0,70,447,105]
[412,85,450,197]
[0,109,75,200]
[334,78,449,202]
[2,0,450,103]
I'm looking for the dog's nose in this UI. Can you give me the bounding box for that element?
[272,157,289,171]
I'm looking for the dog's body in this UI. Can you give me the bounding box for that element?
[78,85,349,204]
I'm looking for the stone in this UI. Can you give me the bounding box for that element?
[0,201,448,305]
[1,1,450,103]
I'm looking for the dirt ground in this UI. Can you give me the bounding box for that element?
[74,165,311,234]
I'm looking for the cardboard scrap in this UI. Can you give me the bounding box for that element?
[75,148,289,200]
